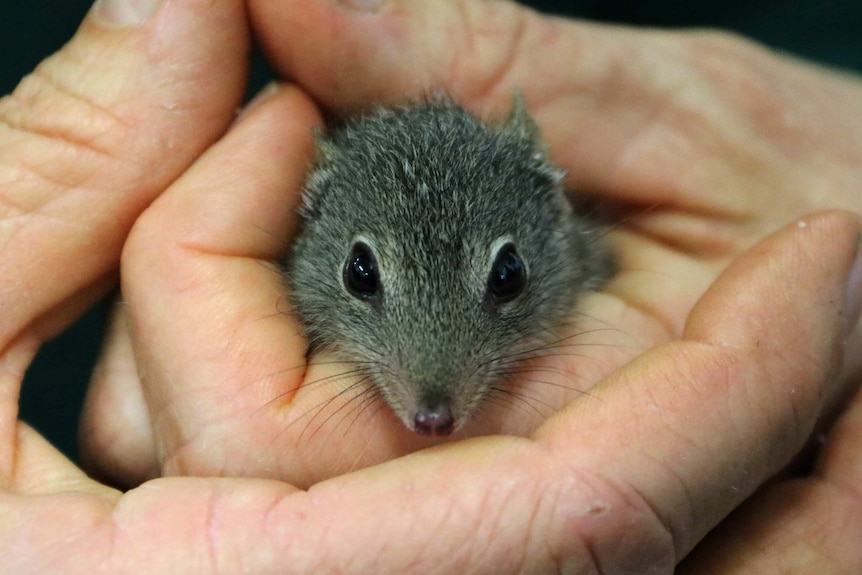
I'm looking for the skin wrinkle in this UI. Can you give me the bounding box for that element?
[542,459,667,574]
[261,489,322,574]
[27,0,852,568]
[610,109,764,229]
[638,366,712,544]
[565,34,778,225]
[204,489,223,575]
[0,346,36,488]
[686,344,782,480]
[606,271,680,342]
[582,287,672,352]
[732,327,831,459]
[3,187,123,241]
[603,49,726,192]
[618,214,744,259]
[0,147,115,227]
[595,475,676,573]
[161,400,236,477]
[685,32,851,166]
[1,67,132,160]
[449,0,527,108]
[0,74,156,350]
[472,467,530,571]
[544,345,755,565]
[307,485,390,574]
[493,470,554,573]
[520,470,568,574]
[413,483,474,573]
[679,37,862,225]
[0,148,98,216]
[643,450,696,561]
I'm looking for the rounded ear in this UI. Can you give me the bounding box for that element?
[298,129,340,219]
[313,128,339,165]
[501,91,565,188]
[501,91,542,144]
[502,88,548,161]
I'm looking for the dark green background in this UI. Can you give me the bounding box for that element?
[2,0,860,462]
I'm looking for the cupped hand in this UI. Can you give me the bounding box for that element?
[4,22,861,566]
[44,0,861,570]
[0,0,248,455]
[81,0,862,488]
[7,105,862,572]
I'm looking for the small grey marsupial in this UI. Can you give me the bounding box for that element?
[285,95,613,436]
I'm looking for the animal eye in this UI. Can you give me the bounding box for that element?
[343,242,380,299]
[487,243,526,303]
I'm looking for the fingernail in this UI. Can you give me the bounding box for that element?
[338,0,384,12]
[92,0,163,27]
[843,233,862,334]
[236,82,282,122]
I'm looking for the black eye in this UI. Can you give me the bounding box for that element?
[487,243,526,303]
[343,242,381,299]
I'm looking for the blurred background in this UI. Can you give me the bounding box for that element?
[1,0,860,463]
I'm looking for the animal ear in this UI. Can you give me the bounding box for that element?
[503,91,566,187]
[312,127,339,165]
[297,129,337,219]
[501,90,555,164]
[502,90,541,144]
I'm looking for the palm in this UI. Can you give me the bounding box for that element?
[5,0,862,571]
[84,112,717,488]
[83,4,862,488]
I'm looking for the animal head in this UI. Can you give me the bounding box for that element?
[286,96,609,435]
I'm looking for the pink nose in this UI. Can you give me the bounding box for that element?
[413,403,455,436]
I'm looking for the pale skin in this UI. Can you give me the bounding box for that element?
[1,0,861,572]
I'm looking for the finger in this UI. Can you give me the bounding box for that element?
[113,75,680,488]
[0,0,249,479]
[243,3,750,207]
[250,0,862,259]
[119,84,329,485]
[252,0,682,202]
[10,212,861,573]
[0,0,248,346]
[265,211,857,573]
[10,423,117,499]
[678,385,862,573]
[247,0,862,358]
[79,301,158,487]
[1,418,300,574]
[531,210,862,568]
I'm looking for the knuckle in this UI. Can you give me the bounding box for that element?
[0,64,139,221]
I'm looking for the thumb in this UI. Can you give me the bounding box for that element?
[0,0,249,350]
[248,0,542,111]
[0,0,248,482]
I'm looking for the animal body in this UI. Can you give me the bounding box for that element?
[286,96,612,436]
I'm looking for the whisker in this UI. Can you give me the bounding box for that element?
[515,376,597,399]
[496,387,559,413]
[486,388,547,419]
[298,376,375,442]
[477,327,617,368]
[254,366,370,411]
[336,388,385,438]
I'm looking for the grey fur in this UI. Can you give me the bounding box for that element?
[285,96,613,434]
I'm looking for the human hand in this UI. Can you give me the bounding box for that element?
[81,0,862,487]
[42,2,855,572]
[3,16,860,567]
[5,101,862,573]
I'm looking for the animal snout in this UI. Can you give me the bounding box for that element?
[413,398,455,436]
